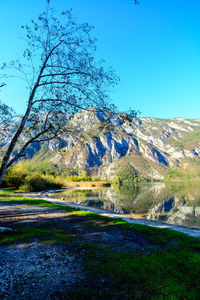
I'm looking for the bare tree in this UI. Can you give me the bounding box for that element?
[0,9,124,185]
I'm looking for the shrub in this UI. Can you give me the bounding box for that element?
[22,173,62,192]
[63,171,91,182]
[91,176,101,182]
[78,171,91,182]
[3,169,27,189]
[2,160,93,190]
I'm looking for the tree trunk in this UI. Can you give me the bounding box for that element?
[0,80,39,185]
[0,104,32,186]
[0,160,8,186]
[0,48,57,186]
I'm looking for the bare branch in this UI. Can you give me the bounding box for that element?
[7,125,53,168]
[0,83,6,89]
[40,71,94,78]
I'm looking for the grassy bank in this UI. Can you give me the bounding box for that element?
[1,191,200,299]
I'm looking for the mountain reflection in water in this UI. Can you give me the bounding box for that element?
[53,182,200,229]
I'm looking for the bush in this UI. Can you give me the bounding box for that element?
[91,176,101,182]
[21,174,62,192]
[3,160,93,190]
[63,171,91,182]
[3,169,27,189]
[3,162,63,191]
[78,171,91,182]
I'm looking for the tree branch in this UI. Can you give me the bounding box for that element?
[7,125,53,168]
[0,83,6,88]
[40,71,94,78]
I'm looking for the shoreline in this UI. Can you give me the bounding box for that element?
[3,187,200,239]
[25,193,200,239]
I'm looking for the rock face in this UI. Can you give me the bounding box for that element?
[53,110,200,180]
[2,109,200,180]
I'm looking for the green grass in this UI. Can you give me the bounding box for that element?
[74,244,200,300]
[68,234,200,299]
[0,196,74,211]
[0,188,16,194]
[0,227,72,245]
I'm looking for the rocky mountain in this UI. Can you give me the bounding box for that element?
[2,109,200,180]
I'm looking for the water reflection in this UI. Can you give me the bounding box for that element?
[53,182,200,229]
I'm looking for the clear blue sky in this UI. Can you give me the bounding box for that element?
[0,0,200,118]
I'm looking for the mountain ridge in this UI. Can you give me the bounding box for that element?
[2,109,200,181]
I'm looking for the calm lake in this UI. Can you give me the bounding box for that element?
[53,182,200,229]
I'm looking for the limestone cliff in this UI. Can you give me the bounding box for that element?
[2,109,200,180]
[47,110,200,180]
